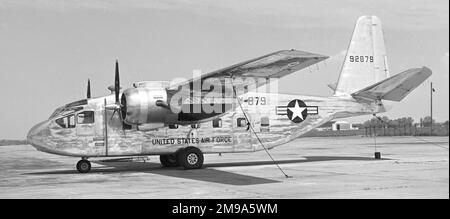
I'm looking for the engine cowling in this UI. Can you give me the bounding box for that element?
[120,87,169,126]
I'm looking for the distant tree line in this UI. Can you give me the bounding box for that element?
[354,116,449,136]
[0,139,28,146]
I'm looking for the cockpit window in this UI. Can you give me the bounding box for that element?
[49,99,87,119]
[65,99,88,108]
[49,106,83,119]
[55,114,76,128]
[61,107,84,116]
[77,111,94,124]
[49,107,64,119]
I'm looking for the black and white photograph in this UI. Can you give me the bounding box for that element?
[0,0,448,204]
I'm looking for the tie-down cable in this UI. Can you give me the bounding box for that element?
[230,82,292,178]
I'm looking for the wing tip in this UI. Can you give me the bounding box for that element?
[421,66,432,75]
[285,49,329,60]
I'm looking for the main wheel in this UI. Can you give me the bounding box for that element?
[76,159,91,173]
[177,147,204,169]
[160,154,179,167]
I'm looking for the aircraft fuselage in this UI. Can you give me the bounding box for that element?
[27,92,384,157]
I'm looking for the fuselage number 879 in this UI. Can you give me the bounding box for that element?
[247,97,266,105]
[349,55,374,63]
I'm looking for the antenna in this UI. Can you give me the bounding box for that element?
[87,79,91,99]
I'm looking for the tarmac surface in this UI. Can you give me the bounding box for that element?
[0,136,448,198]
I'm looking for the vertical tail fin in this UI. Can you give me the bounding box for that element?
[335,15,390,95]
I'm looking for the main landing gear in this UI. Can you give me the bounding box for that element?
[76,158,91,173]
[159,147,204,169]
[160,154,179,167]
[75,147,204,173]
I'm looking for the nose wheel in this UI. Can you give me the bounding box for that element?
[76,159,91,173]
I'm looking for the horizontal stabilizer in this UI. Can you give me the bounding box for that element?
[351,67,432,102]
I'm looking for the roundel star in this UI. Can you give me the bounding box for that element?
[287,99,308,123]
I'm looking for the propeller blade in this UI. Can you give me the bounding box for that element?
[87,79,91,99]
[118,108,126,137]
[108,109,117,124]
[107,108,126,138]
[115,60,120,104]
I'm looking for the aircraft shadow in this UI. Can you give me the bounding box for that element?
[24,156,388,186]
[25,161,279,186]
[204,156,390,168]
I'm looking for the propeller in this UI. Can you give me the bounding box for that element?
[87,79,91,99]
[106,60,126,137]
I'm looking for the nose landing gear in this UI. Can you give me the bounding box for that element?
[76,159,91,173]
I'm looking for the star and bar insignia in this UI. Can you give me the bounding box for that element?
[276,99,318,123]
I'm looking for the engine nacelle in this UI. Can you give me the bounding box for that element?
[121,87,169,126]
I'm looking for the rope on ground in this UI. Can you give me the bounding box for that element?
[409,135,449,150]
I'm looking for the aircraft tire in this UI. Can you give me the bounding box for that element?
[160,154,179,167]
[178,147,204,169]
[76,159,91,173]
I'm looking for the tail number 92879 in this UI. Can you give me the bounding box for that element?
[349,55,373,63]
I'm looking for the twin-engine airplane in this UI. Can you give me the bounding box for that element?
[27,16,431,173]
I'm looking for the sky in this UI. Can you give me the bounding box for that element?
[0,0,448,139]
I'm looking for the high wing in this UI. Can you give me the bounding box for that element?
[163,49,328,124]
[167,49,328,97]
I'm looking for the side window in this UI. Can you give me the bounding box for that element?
[169,124,179,129]
[68,115,75,128]
[213,118,222,128]
[77,111,94,124]
[55,114,75,128]
[261,116,270,127]
[237,118,247,127]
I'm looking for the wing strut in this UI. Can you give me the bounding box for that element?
[231,82,292,179]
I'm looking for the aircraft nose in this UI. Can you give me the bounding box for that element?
[27,121,49,150]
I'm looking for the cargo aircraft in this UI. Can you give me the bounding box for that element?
[27,16,431,173]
